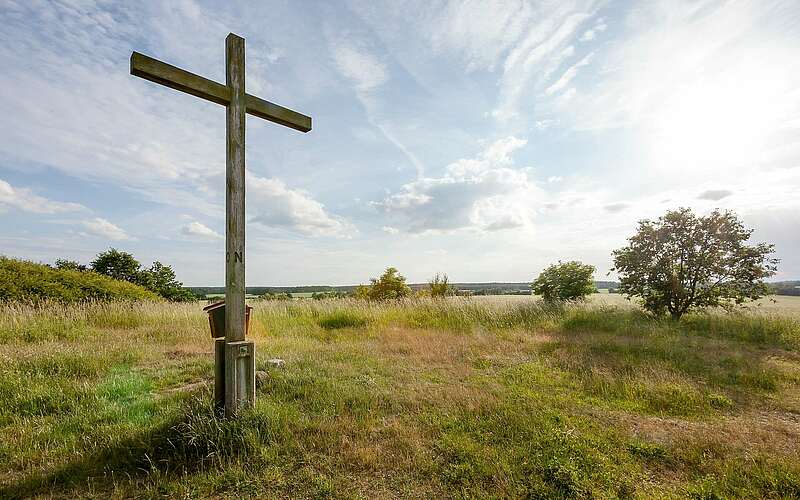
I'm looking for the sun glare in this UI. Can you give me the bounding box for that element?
[647,59,789,177]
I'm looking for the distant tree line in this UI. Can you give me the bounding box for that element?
[769,282,800,296]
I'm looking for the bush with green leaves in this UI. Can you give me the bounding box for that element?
[428,273,456,297]
[612,208,778,320]
[312,291,346,300]
[53,259,87,272]
[0,256,158,303]
[363,267,412,300]
[259,292,292,301]
[532,261,596,302]
[89,248,195,302]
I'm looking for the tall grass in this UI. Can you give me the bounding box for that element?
[0,300,205,342]
[2,297,798,349]
[1,296,799,497]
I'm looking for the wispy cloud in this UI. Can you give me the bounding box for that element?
[492,2,596,121]
[331,40,388,92]
[426,0,536,72]
[545,52,593,96]
[0,179,85,214]
[579,18,607,41]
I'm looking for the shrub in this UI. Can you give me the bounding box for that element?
[0,256,159,303]
[532,261,596,302]
[363,267,412,300]
[429,273,456,297]
[259,292,292,301]
[54,259,87,272]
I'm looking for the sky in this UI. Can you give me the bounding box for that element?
[1,0,799,286]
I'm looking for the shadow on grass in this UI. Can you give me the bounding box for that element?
[542,309,798,416]
[0,396,252,499]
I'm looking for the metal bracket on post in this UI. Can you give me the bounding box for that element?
[224,340,255,417]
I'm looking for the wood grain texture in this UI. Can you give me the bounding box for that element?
[225,33,246,345]
[131,51,311,132]
[224,340,255,418]
[130,52,230,105]
[245,93,311,132]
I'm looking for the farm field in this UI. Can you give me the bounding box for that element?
[476,292,800,314]
[1,296,799,498]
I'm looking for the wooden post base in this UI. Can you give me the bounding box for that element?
[214,338,226,415]
[214,339,255,417]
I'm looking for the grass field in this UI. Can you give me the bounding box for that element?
[1,295,799,498]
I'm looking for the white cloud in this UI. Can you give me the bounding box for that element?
[382,226,399,234]
[0,178,85,214]
[374,136,541,233]
[545,52,593,96]
[579,19,607,41]
[331,41,388,92]
[81,217,130,240]
[182,221,222,240]
[247,174,354,237]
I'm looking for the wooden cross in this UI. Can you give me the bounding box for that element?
[130,33,311,417]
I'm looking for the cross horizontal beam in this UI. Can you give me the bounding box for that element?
[131,52,312,132]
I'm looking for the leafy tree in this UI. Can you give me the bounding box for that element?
[54,259,87,272]
[531,261,596,302]
[612,208,778,320]
[91,248,194,302]
[91,249,143,284]
[428,273,455,297]
[367,267,412,300]
[140,261,195,302]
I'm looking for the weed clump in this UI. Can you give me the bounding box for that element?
[317,310,369,330]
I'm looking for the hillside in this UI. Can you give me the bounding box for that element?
[0,256,159,303]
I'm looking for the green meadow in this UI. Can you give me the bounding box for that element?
[1,296,799,498]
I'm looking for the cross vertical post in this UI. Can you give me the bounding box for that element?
[226,34,245,343]
[129,33,311,419]
[223,33,253,417]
